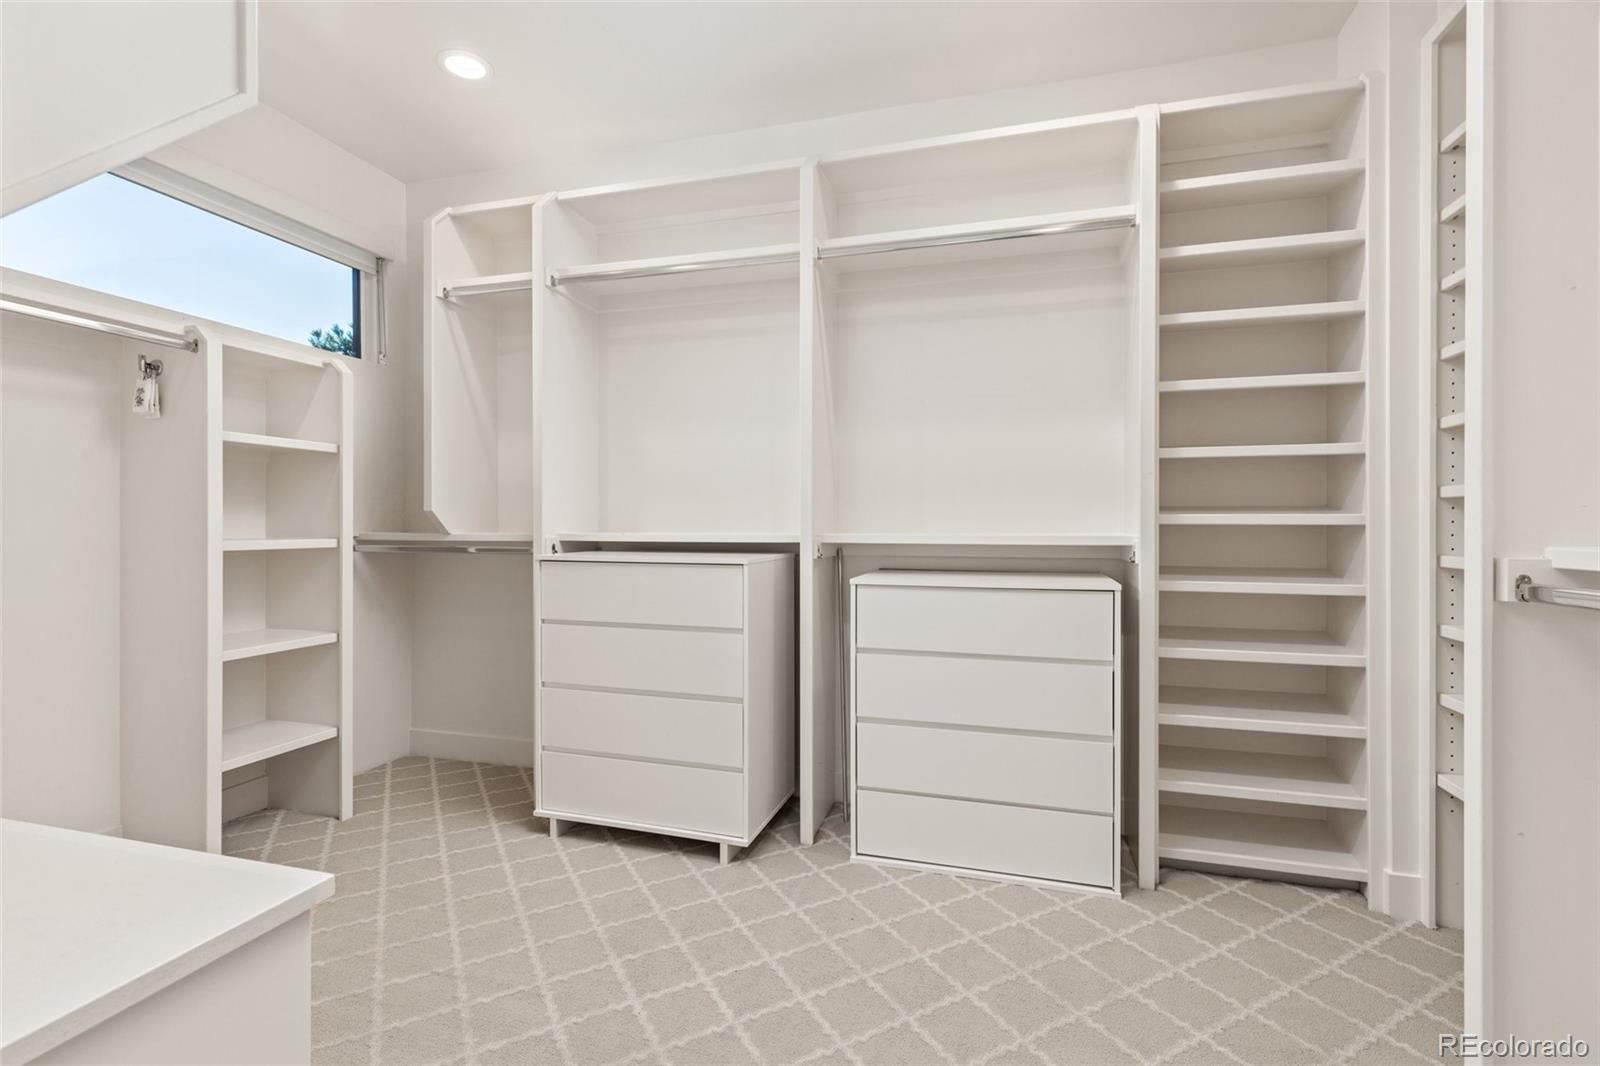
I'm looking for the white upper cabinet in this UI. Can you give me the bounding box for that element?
[1,0,257,214]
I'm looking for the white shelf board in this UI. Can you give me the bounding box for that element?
[1544,547,1600,572]
[1159,626,1365,667]
[1440,555,1465,570]
[1440,121,1467,153]
[1158,805,1366,879]
[1160,746,1366,810]
[1440,624,1466,642]
[548,244,799,295]
[1437,772,1467,802]
[1159,441,1364,460]
[221,431,337,455]
[1159,80,1365,157]
[556,531,800,545]
[1159,507,1365,527]
[1159,370,1364,394]
[1159,228,1364,272]
[438,271,534,299]
[1440,693,1465,715]
[1440,269,1467,293]
[1159,300,1366,331]
[1440,340,1466,362]
[817,206,1135,274]
[222,628,338,663]
[1158,686,1365,738]
[1158,157,1366,212]
[1439,484,1466,499]
[1440,195,1466,223]
[1439,413,1466,430]
[1158,566,1364,596]
[223,538,338,552]
[221,720,338,773]
[818,532,1137,548]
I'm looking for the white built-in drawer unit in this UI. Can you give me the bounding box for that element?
[850,571,1122,894]
[535,552,796,862]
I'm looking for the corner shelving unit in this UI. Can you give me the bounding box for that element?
[219,339,352,830]
[1145,79,1380,893]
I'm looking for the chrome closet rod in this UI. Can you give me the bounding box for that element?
[815,213,1136,261]
[548,250,797,288]
[1515,575,1600,611]
[0,298,199,352]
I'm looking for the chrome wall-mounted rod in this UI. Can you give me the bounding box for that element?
[549,249,798,289]
[816,212,1136,262]
[0,297,199,352]
[439,275,534,299]
[1515,575,1600,610]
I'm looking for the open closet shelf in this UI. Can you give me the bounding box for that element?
[1159,507,1365,526]
[1159,229,1365,272]
[818,532,1137,548]
[1440,693,1465,715]
[1545,546,1600,571]
[815,205,1136,273]
[1158,370,1365,393]
[1160,746,1366,809]
[438,272,535,300]
[1159,686,1365,738]
[1440,195,1466,223]
[1158,157,1365,212]
[547,244,800,295]
[1440,269,1467,293]
[1437,773,1467,802]
[1440,624,1466,642]
[1440,555,1465,570]
[1440,341,1466,362]
[223,538,338,552]
[1440,413,1466,430]
[1158,805,1367,880]
[1159,626,1366,667]
[220,720,339,774]
[1159,300,1366,331]
[222,628,338,663]
[1157,566,1365,596]
[1158,442,1365,460]
[354,532,536,554]
[555,530,800,546]
[1440,120,1467,153]
[1439,484,1466,499]
[221,431,338,455]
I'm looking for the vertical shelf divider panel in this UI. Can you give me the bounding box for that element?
[1134,105,1163,890]
[218,339,353,835]
[1420,0,1487,1033]
[1151,79,1379,896]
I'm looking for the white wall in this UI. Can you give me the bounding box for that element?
[0,316,124,834]
[1484,0,1599,1042]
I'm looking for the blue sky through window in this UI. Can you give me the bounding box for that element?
[0,174,355,348]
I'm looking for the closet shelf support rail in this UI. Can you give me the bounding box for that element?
[1514,576,1600,611]
[0,298,199,352]
[816,211,1136,262]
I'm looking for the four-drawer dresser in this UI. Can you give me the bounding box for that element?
[849,571,1122,894]
[535,552,796,863]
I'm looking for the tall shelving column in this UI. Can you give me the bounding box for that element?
[1148,80,1380,889]
[1420,0,1486,1031]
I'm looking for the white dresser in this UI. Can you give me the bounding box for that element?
[535,552,796,862]
[849,571,1122,894]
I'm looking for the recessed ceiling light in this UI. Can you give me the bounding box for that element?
[438,49,491,81]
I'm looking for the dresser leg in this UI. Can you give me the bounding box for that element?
[719,843,738,865]
[549,817,569,840]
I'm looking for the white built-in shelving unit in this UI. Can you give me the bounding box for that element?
[1145,79,1380,890]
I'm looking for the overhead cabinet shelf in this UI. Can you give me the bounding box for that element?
[222,628,339,663]
[1159,371,1365,394]
[1158,157,1366,212]
[1159,626,1365,667]
[1158,566,1364,596]
[1159,687,1365,738]
[1158,805,1366,880]
[221,431,338,455]
[221,720,339,773]
[815,205,1136,273]
[1159,229,1365,272]
[1160,300,1366,331]
[1158,442,1365,460]
[1160,746,1366,809]
[547,244,800,294]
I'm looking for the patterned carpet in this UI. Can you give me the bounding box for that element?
[221,757,1463,1066]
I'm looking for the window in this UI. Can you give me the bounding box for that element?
[0,166,379,357]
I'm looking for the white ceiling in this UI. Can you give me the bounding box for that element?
[259,1,1356,184]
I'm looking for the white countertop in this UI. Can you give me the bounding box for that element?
[1,819,333,1064]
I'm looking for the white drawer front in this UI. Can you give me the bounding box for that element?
[541,622,743,699]
[856,586,1113,661]
[542,751,743,838]
[542,686,743,769]
[856,721,1112,813]
[855,652,1112,736]
[856,789,1114,888]
[540,560,743,629]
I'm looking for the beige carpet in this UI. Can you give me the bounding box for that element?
[222,757,1463,1066]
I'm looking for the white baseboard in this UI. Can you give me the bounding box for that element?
[410,727,535,768]
[1385,868,1425,923]
[94,824,124,837]
[222,775,270,823]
